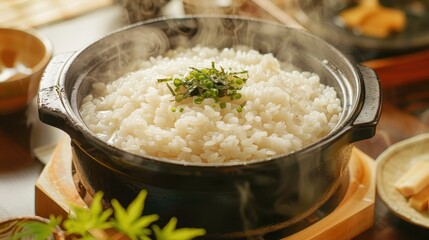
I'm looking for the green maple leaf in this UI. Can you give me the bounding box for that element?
[110,190,159,240]
[152,217,206,240]
[63,191,113,239]
[10,190,206,240]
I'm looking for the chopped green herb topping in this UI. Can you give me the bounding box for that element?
[158,62,248,111]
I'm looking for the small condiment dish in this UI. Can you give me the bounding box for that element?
[0,27,52,114]
[377,132,429,228]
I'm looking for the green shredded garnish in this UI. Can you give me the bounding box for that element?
[158,62,248,112]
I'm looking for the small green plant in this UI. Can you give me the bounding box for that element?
[12,190,205,240]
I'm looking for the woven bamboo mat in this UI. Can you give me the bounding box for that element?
[0,0,113,28]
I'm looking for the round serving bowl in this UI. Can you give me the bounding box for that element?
[0,27,52,114]
[38,16,381,239]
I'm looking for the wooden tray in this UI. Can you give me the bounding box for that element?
[35,137,376,240]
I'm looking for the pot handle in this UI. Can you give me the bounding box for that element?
[350,64,382,140]
[38,52,75,130]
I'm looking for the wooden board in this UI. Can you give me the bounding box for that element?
[35,138,375,239]
[284,146,376,240]
[35,136,86,219]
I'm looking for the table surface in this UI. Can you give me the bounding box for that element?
[1,1,429,239]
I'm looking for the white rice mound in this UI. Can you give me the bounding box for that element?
[79,46,342,163]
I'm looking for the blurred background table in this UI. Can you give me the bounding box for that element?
[1,0,429,239]
[0,1,125,219]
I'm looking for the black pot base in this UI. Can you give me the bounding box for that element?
[72,163,349,240]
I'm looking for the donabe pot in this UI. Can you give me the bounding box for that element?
[38,16,381,239]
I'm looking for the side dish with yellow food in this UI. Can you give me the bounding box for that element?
[339,0,406,38]
[395,161,429,212]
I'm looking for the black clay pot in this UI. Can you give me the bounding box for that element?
[38,16,381,239]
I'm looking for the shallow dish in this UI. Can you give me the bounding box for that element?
[285,0,429,60]
[377,132,429,228]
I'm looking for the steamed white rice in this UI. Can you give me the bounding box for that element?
[79,46,342,163]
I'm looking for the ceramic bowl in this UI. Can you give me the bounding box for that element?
[0,28,52,114]
[284,0,429,60]
[377,133,429,228]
